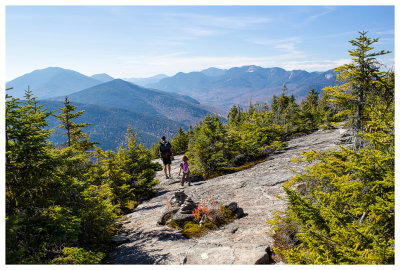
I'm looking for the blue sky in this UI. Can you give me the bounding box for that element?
[5,5,395,80]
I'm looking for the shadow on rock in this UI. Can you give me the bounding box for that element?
[145,230,186,242]
[150,190,170,199]
[111,245,169,264]
[134,204,164,212]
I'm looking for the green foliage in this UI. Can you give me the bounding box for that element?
[268,32,394,264]
[150,142,161,159]
[176,205,236,238]
[6,89,157,264]
[51,247,105,264]
[181,221,211,238]
[187,102,289,178]
[323,31,392,148]
[55,96,97,150]
[171,127,189,154]
[102,126,159,214]
[187,114,231,177]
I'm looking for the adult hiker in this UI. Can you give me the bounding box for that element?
[159,136,172,179]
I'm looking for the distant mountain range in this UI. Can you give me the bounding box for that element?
[91,73,114,82]
[41,100,184,150]
[6,67,102,99]
[146,65,338,108]
[6,67,211,150]
[6,65,338,150]
[124,74,168,86]
[48,79,211,126]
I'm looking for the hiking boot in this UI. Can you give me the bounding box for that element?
[166,175,169,179]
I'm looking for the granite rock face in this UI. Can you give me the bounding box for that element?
[109,126,345,264]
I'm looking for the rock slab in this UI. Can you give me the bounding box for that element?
[109,127,344,264]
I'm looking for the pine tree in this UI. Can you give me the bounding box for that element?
[6,88,55,216]
[55,96,97,150]
[268,31,394,265]
[187,114,228,176]
[324,31,391,148]
[171,127,189,154]
[299,88,320,131]
[103,126,158,213]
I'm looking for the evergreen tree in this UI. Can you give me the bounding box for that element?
[268,31,394,265]
[324,31,391,148]
[299,88,320,131]
[187,114,229,176]
[171,127,189,154]
[103,126,159,213]
[6,89,117,264]
[55,96,97,151]
[6,88,55,216]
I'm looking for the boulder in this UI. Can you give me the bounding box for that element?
[170,190,188,206]
[234,207,244,218]
[254,247,274,264]
[225,202,238,212]
[172,212,195,226]
[157,207,179,225]
[179,197,197,214]
[169,196,197,226]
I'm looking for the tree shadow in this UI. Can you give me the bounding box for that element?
[149,190,169,199]
[110,229,184,264]
[111,244,169,264]
[134,204,163,212]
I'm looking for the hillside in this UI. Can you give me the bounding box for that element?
[125,74,168,86]
[49,79,213,126]
[6,67,102,99]
[41,100,186,150]
[110,126,346,264]
[91,73,114,82]
[148,65,337,108]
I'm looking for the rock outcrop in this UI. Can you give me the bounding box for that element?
[109,125,345,264]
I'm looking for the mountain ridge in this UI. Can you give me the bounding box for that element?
[47,79,213,126]
[41,100,186,150]
[147,65,337,108]
[6,67,102,99]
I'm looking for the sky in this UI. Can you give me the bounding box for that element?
[5,3,395,81]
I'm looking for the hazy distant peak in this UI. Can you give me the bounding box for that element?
[91,73,114,82]
[200,67,226,77]
[124,74,168,86]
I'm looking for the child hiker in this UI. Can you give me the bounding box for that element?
[178,156,191,186]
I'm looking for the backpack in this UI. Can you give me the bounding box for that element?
[160,141,172,157]
[180,161,189,172]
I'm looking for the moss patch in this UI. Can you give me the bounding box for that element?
[168,205,236,238]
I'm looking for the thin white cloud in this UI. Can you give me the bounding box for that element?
[376,30,394,35]
[182,26,223,37]
[164,12,273,30]
[249,37,304,57]
[296,6,337,28]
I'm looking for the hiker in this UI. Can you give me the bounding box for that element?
[159,136,172,179]
[178,155,191,186]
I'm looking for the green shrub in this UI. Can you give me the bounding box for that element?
[51,247,105,264]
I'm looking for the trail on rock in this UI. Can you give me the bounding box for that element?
[109,127,345,264]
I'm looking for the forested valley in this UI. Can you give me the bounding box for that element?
[6,32,394,264]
